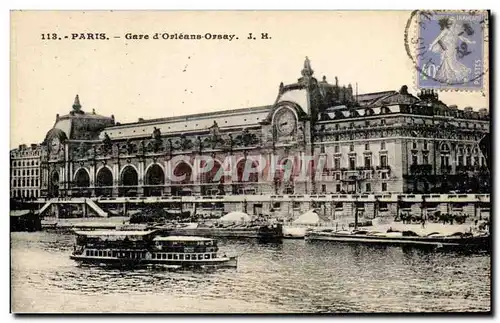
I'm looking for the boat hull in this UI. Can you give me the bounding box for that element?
[70,254,238,268]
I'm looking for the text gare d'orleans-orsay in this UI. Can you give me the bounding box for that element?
[40,32,272,42]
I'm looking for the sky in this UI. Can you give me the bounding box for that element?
[10,10,489,149]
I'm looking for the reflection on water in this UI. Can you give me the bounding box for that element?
[11,232,490,313]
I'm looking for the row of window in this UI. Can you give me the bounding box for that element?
[12,160,39,167]
[336,118,487,129]
[331,155,388,170]
[85,249,217,261]
[12,178,39,187]
[12,151,39,158]
[322,141,483,155]
[11,190,39,199]
[86,250,146,258]
[12,169,39,177]
[151,253,216,260]
[323,171,389,181]
[327,183,388,193]
[413,142,481,154]
[329,142,387,153]
[411,155,486,167]
[277,198,392,213]
[276,183,390,201]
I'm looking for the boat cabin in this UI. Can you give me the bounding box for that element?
[151,236,220,261]
[74,230,156,250]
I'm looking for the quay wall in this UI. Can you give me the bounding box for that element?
[29,193,490,220]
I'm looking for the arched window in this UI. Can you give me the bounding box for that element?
[74,169,90,187]
[96,167,113,197]
[171,162,193,196]
[119,166,138,197]
[144,164,165,196]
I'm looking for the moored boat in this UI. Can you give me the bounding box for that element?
[305,229,490,250]
[70,230,238,268]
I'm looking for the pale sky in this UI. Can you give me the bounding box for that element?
[10,11,489,149]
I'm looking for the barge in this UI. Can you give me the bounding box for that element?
[10,210,41,232]
[305,229,490,250]
[153,222,284,242]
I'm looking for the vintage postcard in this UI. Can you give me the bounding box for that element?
[10,10,491,314]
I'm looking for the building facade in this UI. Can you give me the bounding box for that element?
[10,144,42,199]
[11,57,490,219]
[37,58,490,201]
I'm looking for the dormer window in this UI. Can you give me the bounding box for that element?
[365,108,374,116]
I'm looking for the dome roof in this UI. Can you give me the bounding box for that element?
[45,95,115,142]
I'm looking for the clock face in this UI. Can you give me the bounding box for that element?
[274,107,297,136]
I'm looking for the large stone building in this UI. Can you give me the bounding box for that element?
[10,144,42,199]
[38,57,490,200]
[11,57,490,219]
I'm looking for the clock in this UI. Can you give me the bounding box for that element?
[274,107,297,136]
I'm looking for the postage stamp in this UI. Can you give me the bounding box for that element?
[414,10,488,91]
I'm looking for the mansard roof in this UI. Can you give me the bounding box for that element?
[45,95,115,142]
[100,105,272,140]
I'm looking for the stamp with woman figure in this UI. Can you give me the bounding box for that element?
[410,10,488,91]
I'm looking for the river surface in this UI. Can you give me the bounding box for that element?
[11,231,491,313]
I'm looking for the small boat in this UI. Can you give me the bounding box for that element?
[11,210,41,232]
[70,230,238,268]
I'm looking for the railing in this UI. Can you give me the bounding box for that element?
[456,165,489,174]
[409,164,433,175]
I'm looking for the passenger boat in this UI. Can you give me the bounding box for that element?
[305,229,491,250]
[70,230,238,268]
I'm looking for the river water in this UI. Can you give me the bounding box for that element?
[11,231,491,313]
